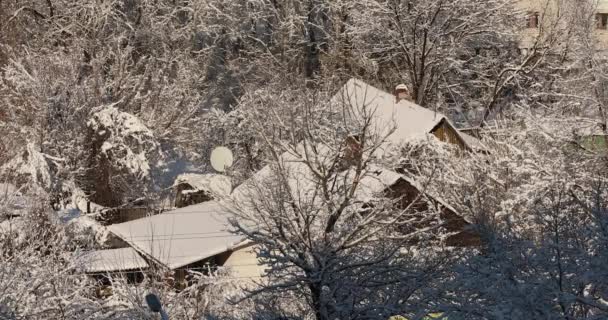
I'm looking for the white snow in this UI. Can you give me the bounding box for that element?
[75,247,149,273]
[352,165,403,201]
[65,213,114,246]
[107,201,243,270]
[459,131,487,152]
[70,186,106,213]
[87,105,158,178]
[174,173,232,198]
[571,119,605,136]
[0,217,27,244]
[0,183,19,197]
[88,105,154,139]
[230,143,337,207]
[229,142,449,216]
[332,79,469,149]
[0,182,28,215]
[0,142,53,190]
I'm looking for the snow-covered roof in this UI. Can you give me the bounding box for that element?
[173,173,232,198]
[229,140,458,211]
[107,201,243,270]
[332,79,469,149]
[110,155,465,271]
[232,79,471,201]
[231,78,472,206]
[349,165,403,200]
[397,174,467,222]
[230,144,404,209]
[459,131,487,152]
[75,247,149,273]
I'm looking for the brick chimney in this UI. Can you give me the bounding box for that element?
[394,84,412,103]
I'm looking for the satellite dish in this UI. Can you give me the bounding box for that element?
[210,146,234,172]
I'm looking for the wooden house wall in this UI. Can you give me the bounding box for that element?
[385,179,480,247]
[431,120,467,150]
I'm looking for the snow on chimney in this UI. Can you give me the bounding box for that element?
[394,84,411,103]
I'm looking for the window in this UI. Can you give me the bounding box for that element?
[526,12,539,28]
[597,13,608,30]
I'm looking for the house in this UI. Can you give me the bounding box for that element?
[107,201,263,287]
[232,149,479,248]
[106,167,477,287]
[99,79,480,287]
[332,79,487,154]
[383,173,480,247]
[517,0,608,52]
[75,247,149,296]
[333,79,472,153]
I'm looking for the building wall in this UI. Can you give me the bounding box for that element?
[432,120,468,150]
[516,0,608,51]
[216,244,265,280]
[385,179,481,247]
[515,0,568,50]
[597,0,608,47]
[163,245,264,290]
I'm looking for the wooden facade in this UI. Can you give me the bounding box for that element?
[385,178,480,247]
[431,119,468,151]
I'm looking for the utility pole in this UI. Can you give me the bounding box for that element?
[145,293,169,320]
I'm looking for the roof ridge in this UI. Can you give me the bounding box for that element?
[345,78,447,118]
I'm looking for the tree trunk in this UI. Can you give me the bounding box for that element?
[309,283,326,320]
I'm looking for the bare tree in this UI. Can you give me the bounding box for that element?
[227,79,456,320]
[397,113,608,319]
